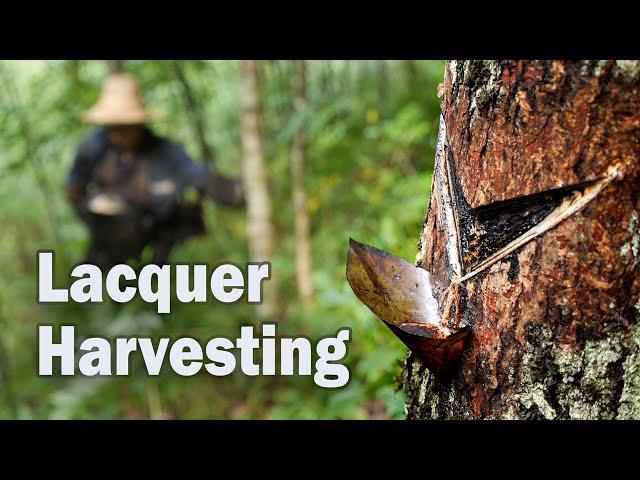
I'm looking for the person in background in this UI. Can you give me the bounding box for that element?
[66,73,243,267]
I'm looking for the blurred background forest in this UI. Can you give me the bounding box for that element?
[0,60,444,419]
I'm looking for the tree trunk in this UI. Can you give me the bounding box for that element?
[376,60,388,100]
[405,60,419,86]
[404,60,640,419]
[320,61,332,94]
[172,61,215,166]
[66,60,81,85]
[106,60,124,74]
[290,60,315,304]
[240,60,277,318]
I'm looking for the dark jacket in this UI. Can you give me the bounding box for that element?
[67,127,241,265]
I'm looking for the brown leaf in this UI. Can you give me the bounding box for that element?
[346,238,442,327]
[346,238,469,378]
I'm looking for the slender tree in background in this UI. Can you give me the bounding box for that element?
[66,60,81,85]
[341,61,351,92]
[320,61,332,93]
[172,61,215,166]
[240,60,277,318]
[405,60,419,86]
[405,60,640,419]
[376,60,388,100]
[357,61,369,84]
[106,60,124,74]
[290,60,314,304]
[171,62,244,206]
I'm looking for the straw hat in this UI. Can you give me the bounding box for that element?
[82,73,164,125]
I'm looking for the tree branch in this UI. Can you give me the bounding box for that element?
[171,61,215,167]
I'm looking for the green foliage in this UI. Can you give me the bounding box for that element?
[0,60,443,419]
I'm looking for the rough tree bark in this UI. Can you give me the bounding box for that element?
[240,60,277,318]
[404,60,640,419]
[290,60,315,304]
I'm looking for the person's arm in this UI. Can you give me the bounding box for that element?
[207,171,245,208]
[174,144,245,208]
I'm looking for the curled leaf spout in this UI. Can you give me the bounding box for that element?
[346,238,469,378]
